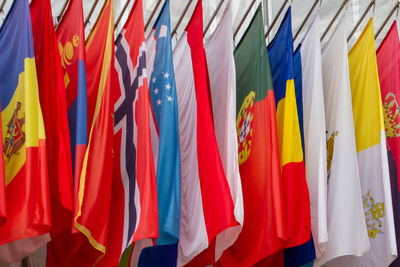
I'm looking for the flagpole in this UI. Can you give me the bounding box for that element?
[84,0,100,28]
[233,0,256,40]
[115,0,131,28]
[171,0,192,38]
[203,0,224,36]
[0,0,7,14]
[55,0,71,31]
[294,0,320,41]
[375,1,399,39]
[347,0,375,43]
[145,0,163,31]
[321,0,349,41]
[265,0,289,39]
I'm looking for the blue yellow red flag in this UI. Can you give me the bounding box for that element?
[0,0,51,262]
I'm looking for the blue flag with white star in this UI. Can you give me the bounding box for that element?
[148,0,181,247]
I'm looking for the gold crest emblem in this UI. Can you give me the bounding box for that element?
[237,91,255,164]
[326,130,338,181]
[3,102,25,159]
[383,92,400,138]
[363,190,385,239]
[58,34,79,88]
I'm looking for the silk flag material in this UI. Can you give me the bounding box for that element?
[376,20,400,267]
[218,5,285,266]
[204,1,244,262]
[299,14,328,258]
[0,112,5,228]
[0,0,51,262]
[335,18,397,267]
[314,13,369,267]
[56,0,88,186]
[30,0,75,264]
[71,0,115,264]
[173,0,236,265]
[111,0,159,264]
[267,7,311,248]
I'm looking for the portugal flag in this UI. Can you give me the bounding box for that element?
[0,0,51,262]
[218,5,285,266]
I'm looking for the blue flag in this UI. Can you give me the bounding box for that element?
[148,0,181,246]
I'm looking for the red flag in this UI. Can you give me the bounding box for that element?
[0,110,5,227]
[69,0,115,265]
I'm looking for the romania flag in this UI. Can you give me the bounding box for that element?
[267,7,311,248]
[0,0,51,262]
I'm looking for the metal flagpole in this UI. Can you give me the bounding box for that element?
[294,0,320,41]
[374,1,399,39]
[171,0,192,38]
[84,0,100,28]
[115,0,131,28]
[347,0,375,42]
[0,0,7,14]
[55,0,70,30]
[233,0,256,40]
[321,0,350,42]
[145,0,163,31]
[203,0,225,36]
[265,0,289,39]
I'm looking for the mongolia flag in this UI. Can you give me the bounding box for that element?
[336,18,397,266]
[218,5,285,267]
[71,0,115,265]
[173,0,236,265]
[56,0,88,183]
[30,0,74,264]
[377,20,400,267]
[0,0,51,262]
[110,0,159,265]
[267,7,311,248]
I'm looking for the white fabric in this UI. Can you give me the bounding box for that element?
[315,13,369,266]
[300,13,328,259]
[0,234,50,263]
[205,1,244,262]
[173,32,208,267]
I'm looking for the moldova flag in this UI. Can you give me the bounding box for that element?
[56,0,88,183]
[0,0,51,262]
[267,7,311,248]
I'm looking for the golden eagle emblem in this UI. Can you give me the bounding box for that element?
[3,102,25,159]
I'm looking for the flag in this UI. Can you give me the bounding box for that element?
[173,0,236,265]
[267,7,311,248]
[334,18,397,267]
[376,20,400,267]
[218,5,285,266]
[204,1,244,262]
[0,111,5,228]
[299,14,328,258]
[56,0,88,189]
[0,0,51,262]
[70,0,115,264]
[110,0,159,265]
[30,0,74,264]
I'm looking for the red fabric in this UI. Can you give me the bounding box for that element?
[0,110,6,227]
[377,22,400,192]
[218,92,285,266]
[185,1,236,265]
[0,142,51,245]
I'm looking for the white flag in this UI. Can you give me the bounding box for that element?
[300,13,328,259]
[205,1,244,261]
[314,13,370,266]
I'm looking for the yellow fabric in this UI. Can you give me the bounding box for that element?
[2,58,46,185]
[348,18,385,153]
[276,79,304,167]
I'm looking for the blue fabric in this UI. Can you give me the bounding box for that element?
[293,45,305,153]
[0,0,35,110]
[138,244,178,267]
[267,7,294,106]
[148,0,181,246]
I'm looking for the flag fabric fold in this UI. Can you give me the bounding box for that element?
[334,18,397,267]
[0,0,51,262]
[205,1,244,262]
[314,13,369,267]
[376,20,400,267]
[218,5,285,266]
[70,0,115,264]
[267,7,311,248]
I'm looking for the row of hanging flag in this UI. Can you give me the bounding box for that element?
[0,0,399,266]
